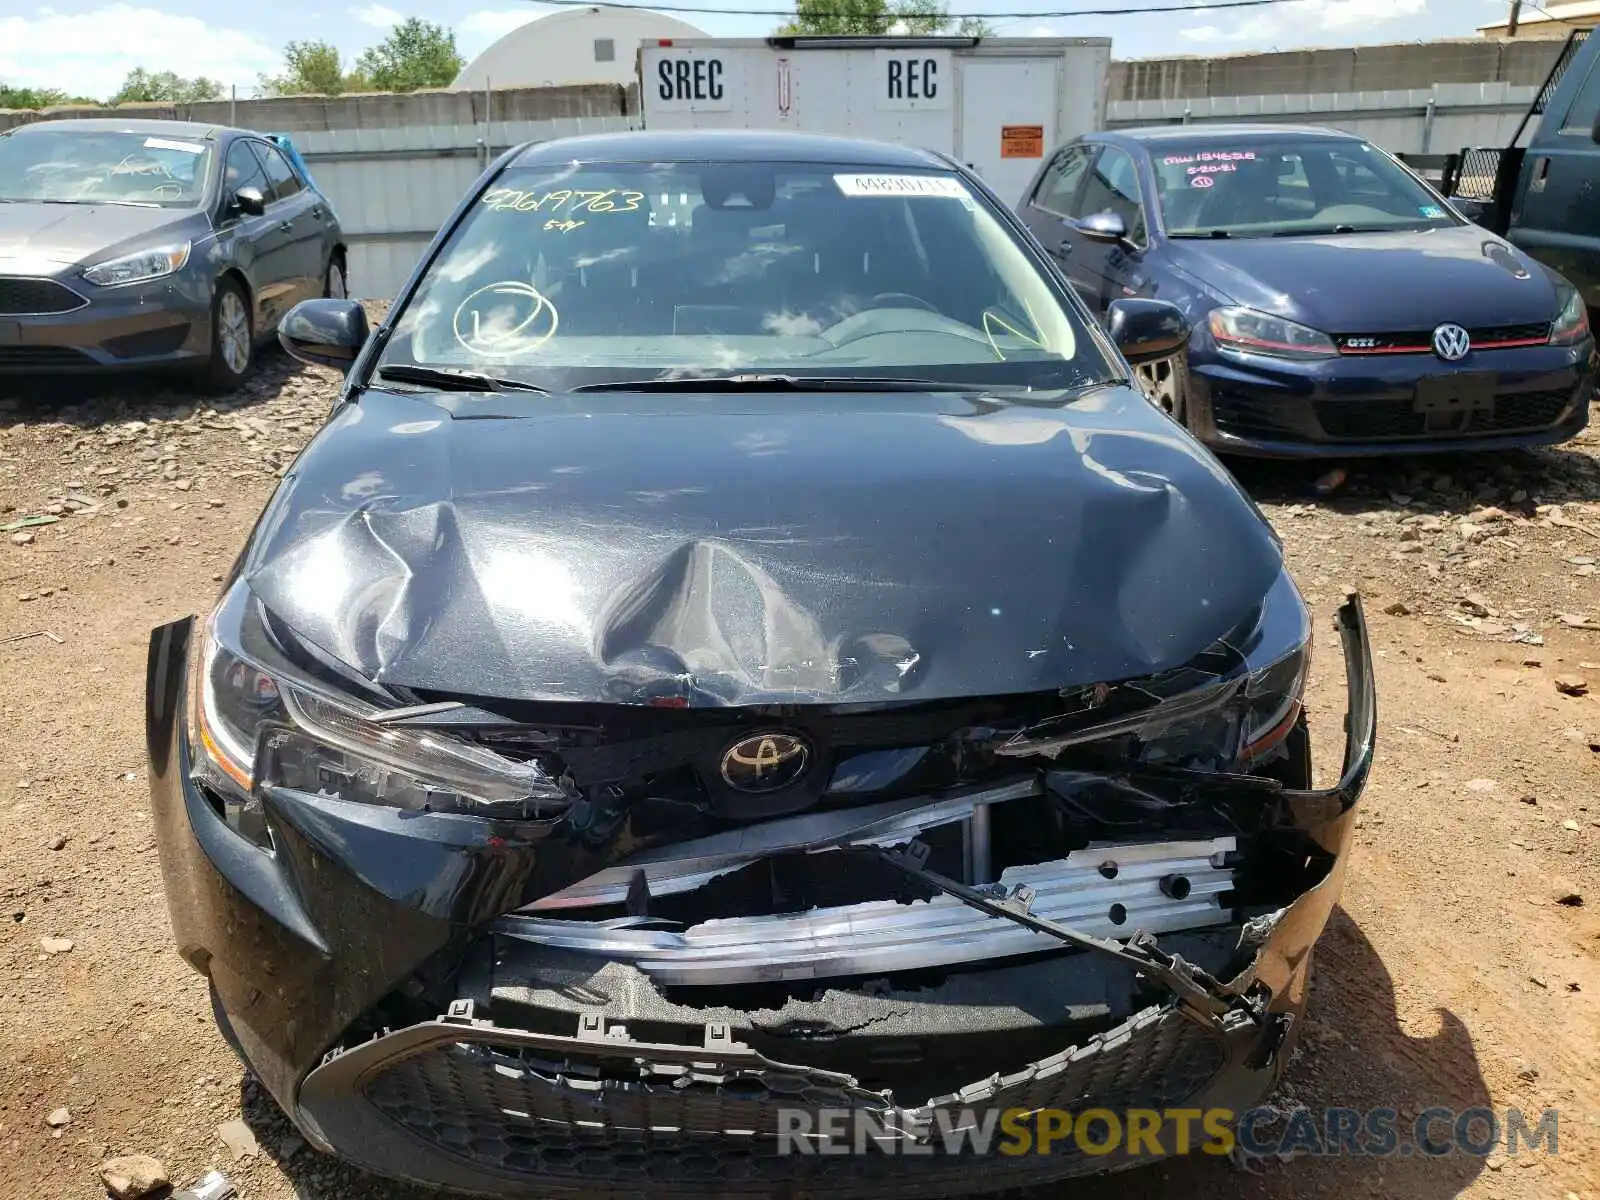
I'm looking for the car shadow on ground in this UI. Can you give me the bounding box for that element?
[0,346,305,428]
[1227,438,1600,520]
[1029,907,1491,1200]
[228,908,1489,1200]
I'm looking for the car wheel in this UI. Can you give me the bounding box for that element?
[324,254,347,300]
[199,279,253,393]
[1134,352,1189,425]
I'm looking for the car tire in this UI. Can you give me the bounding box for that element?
[1134,351,1190,426]
[324,253,347,300]
[198,279,254,393]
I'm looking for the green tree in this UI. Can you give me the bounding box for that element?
[0,83,70,110]
[110,68,223,105]
[265,40,349,96]
[780,0,993,36]
[354,19,464,92]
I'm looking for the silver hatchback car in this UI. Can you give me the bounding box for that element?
[0,118,347,389]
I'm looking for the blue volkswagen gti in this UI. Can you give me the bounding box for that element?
[1018,124,1595,457]
[146,131,1374,1196]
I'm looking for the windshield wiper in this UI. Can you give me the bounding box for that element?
[373,364,550,394]
[573,373,989,394]
[1272,224,1360,237]
[1168,229,1232,239]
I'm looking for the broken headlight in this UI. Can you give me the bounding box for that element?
[999,570,1311,771]
[187,583,571,846]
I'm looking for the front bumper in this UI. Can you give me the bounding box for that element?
[0,270,212,374]
[1187,338,1595,457]
[146,599,1376,1197]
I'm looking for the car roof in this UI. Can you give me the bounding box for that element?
[1108,124,1364,145]
[511,129,952,169]
[6,117,245,141]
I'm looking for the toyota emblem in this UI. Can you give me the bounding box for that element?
[720,732,811,794]
[1432,323,1472,362]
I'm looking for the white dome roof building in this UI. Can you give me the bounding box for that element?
[453,6,709,90]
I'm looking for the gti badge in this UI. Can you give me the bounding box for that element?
[720,732,810,793]
[1432,323,1472,362]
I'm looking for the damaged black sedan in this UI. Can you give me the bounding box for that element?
[147,130,1375,1196]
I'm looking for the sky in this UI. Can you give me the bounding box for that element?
[0,0,1517,100]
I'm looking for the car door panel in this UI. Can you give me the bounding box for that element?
[218,140,291,335]
[1019,144,1097,304]
[1073,146,1150,316]
[1510,51,1600,309]
[257,143,325,304]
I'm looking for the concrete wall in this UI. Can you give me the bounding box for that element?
[1108,82,1539,157]
[1109,38,1570,103]
[0,83,633,134]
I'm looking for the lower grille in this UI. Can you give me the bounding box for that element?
[354,1006,1226,1189]
[0,346,94,368]
[102,324,190,359]
[1315,388,1575,440]
[1209,388,1303,437]
[0,277,86,316]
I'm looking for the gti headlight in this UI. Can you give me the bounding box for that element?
[187,584,571,847]
[999,571,1312,772]
[82,242,190,288]
[1551,285,1592,346]
[1209,306,1337,360]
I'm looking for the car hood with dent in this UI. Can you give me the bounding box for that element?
[1166,223,1561,333]
[0,201,197,270]
[242,384,1285,705]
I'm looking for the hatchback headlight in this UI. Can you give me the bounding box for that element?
[1551,286,1592,346]
[1209,306,1337,360]
[188,584,571,847]
[83,242,190,288]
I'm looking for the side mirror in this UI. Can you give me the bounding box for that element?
[1107,298,1190,366]
[233,187,267,217]
[279,299,370,371]
[1450,197,1487,224]
[1077,210,1130,246]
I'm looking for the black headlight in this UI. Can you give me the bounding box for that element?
[187,583,572,846]
[997,570,1311,772]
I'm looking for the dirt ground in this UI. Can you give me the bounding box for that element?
[1,351,1597,1200]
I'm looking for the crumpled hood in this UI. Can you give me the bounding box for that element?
[0,202,195,270]
[243,385,1284,704]
[1166,224,1561,332]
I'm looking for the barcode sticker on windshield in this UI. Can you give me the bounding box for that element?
[144,137,207,155]
[834,174,969,199]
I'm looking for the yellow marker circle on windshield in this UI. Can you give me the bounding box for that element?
[452,281,559,357]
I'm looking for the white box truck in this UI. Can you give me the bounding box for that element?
[638,36,1112,208]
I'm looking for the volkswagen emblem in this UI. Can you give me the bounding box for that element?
[1432,323,1472,362]
[720,732,810,794]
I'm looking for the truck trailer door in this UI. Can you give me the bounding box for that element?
[958,57,1060,208]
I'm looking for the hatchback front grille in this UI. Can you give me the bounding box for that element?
[0,277,87,316]
[1335,322,1550,355]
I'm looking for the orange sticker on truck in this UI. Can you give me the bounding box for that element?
[1001,126,1045,159]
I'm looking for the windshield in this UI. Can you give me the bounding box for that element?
[0,129,213,208]
[1152,138,1460,239]
[380,161,1115,391]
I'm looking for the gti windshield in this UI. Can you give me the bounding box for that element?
[1152,139,1461,238]
[0,129,213,207]
[381,161,1115,390]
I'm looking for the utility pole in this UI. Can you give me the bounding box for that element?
[1507,0,1522,37]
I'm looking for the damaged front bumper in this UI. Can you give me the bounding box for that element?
[146,597,1375,1197]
